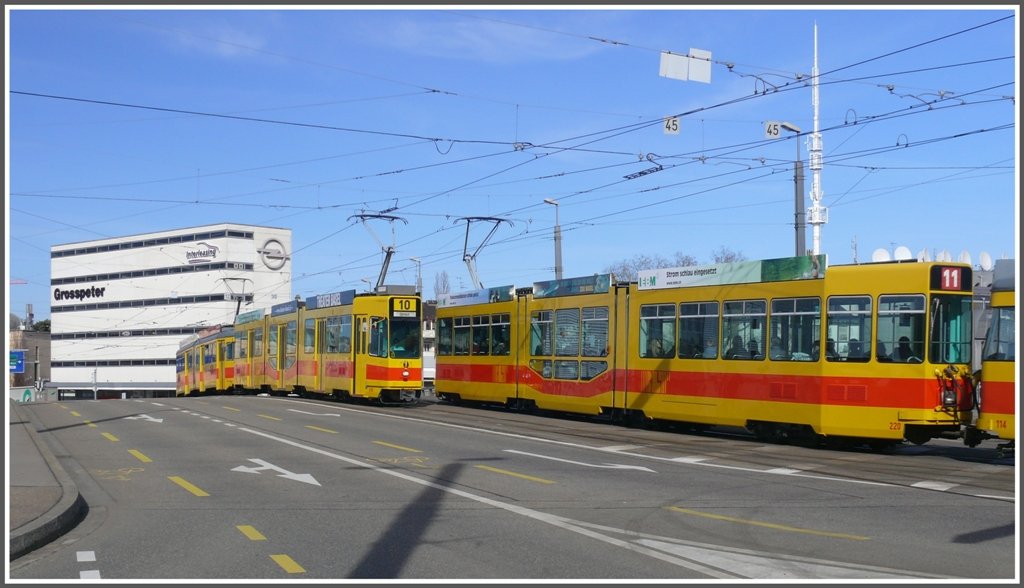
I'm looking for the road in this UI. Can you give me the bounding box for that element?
[9,395,1016,580]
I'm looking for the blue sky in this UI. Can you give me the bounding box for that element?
[6,6,1019,321]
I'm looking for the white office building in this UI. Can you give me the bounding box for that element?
[50,223,292,397]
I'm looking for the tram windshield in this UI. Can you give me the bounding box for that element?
[390,318,422,359]
[982,307,1016,361]
[929,294,973,364]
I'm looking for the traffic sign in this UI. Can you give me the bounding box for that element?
[10,350,25,374]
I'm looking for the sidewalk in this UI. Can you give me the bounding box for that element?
[8,400,86,561]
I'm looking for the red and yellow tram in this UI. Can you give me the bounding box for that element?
[436,255,976,447]
[175,324,236,397]
[965,258,1016,454]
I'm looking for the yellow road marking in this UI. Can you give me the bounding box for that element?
[101,432,119,442]
[85,420,97,428]
[237,525,266,541]
[373,441,421,453]
[270,554,305,574]
[667,506,870,541]
[258,414,282,421]
[128,449,152,463]
[70,411,81,417]
[223,406,241,412]
[168,476,209,497]
[475,464,555,485]
[305,425,337,434]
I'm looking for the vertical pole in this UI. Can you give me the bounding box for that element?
[795,147,805,256]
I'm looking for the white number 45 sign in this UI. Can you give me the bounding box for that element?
[663,116,680,135]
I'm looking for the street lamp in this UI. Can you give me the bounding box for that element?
[409,257,422,294]
[778,122,806,257]
[543,198,563,280]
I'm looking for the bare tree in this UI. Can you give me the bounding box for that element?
[604,248,742,281]
[710,246,745,264]
[433,270,450,300]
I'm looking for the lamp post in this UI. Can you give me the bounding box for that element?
[779,122,806,257]
[543,198,563,280]
[409,257,422,294]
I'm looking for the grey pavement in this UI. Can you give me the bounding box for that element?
[8,399,86,561]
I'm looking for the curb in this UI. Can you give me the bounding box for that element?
[9,402,88,561]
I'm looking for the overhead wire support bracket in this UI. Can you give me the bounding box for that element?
[349,212,408,291]
[456,216,510,290]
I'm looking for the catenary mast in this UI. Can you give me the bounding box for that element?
[808,23,827,255]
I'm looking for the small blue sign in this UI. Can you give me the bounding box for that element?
[10,350,25,374]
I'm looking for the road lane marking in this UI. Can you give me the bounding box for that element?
[270,554,305,574]
[911,481,959,491]
[258,414,281,421]
[237,525,267,541]
[80,570,101,579]
[239,425,951,580]
[505,449,656,472]
[128,449,153,463]
[70,411,81,417]
[168,476,209,496]
[223,406,241,412]
[374,441,422,452]
[101,432,119,442]
[667,506,870,541]
[475,464,555,484]
[85,420,97,428]
[76,551,96,562]
[305,425,337,434]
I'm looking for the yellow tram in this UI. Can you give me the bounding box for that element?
[436,255,976,447]
[175,324,236,396]
[232,286,424,403]
[966,258,1016,454]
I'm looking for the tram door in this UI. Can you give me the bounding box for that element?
[190,348,201,392]
[315,318,326,392]
[354,315,368,396]
[243,330,254,389]
[217,340,228,390]
[275,323,287,390]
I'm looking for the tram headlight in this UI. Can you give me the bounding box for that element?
[941,388,958,407]
[402,369,410,380]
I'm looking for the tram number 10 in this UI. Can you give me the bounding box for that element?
[391,297,418,318]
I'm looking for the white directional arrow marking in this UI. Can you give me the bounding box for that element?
[231,458,321,486]
[504,449,656,473]
[123,414,164,423]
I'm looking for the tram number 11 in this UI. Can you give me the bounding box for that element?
[939,267,962,291]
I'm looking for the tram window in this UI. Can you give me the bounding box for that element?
[680,302,719,359]
[326,317,341,353]
[237,335,247,359]
[368,317,388,358]
[580,360,608,380]
[640,304,676,359]
[531,311,553,356]
[556,308,581,356]
[582,307,609,357]
[267,328,278,369]
[878,295,925,363]
[437,317,453,356]
[453,316,471,355]
[304,319,315,353]
[472,315,490,355]
[554,360,579,380]
[722,300,766,360]
[285,321,297,368]
[930,294,973,364]
[225,341,235,360]
[983,307,1015,361]
[529,358,552,378]
[390,319,421,359]
[491,314,511,356]
[340,316,353,353]
[769,298,820,361]
[826,296,871,362]
[253,328,263,357]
